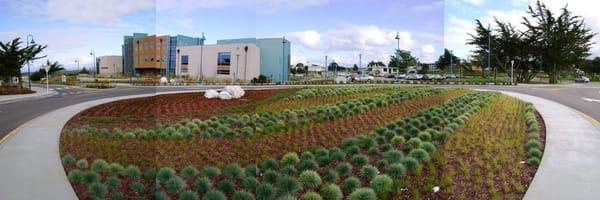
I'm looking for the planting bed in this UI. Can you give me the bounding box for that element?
[59,86,544,200]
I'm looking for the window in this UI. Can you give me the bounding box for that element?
[181,55,189,65]
[217,52,231,66]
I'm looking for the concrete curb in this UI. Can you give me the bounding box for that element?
[0,88,57,105]
[477,89,600,200]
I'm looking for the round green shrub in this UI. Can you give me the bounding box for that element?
[298,159,319,171]
[281,152,300,165]
[157,167,176,183]
[527,157,541,166]
[348,188,377,200]
[277,176,301,195]
[81,171,100,185]
[391,136,405,146]
[223,163,245,179]
[281,165,298,176]
[202,166,221,177]
[301,191,323,200]
[263,170,280,184]
[124,165,142,180]
[385,163,406,179]
[202,189,226,200]
[359,165,378,181]
[216,180,235,194]
[329,148,346,161]
[335,162,353,176]
[301,152,315,161]
[76,159,89,169]
[383,150,403,164]
[322,169,339,182]
[130,182,146,194]
[241,176,258,190]
[527,148,542,158]
[408,148,430,163]
[376,160,388,169]
[231,190,255,200]
[343,176,361,194]
[67,169,82,183]
[351,154,369,167]
[345,145,361,156]
[255,183,276,200]
[181,165,199,179]
[419,142,436,155]
[110,192,125,200]
[407,138,422,149]
[298,170,322,188]
[108,163,124,174]
[432,131,448,143]
[104,176,121,190]
[401,157,419,172]
[526,139,541,150]
[417,132,432,141]
[156,191,169,200]
[245,165,259,177]
[194,177,212,194]
[166,176,187,193]
[369,175,393,198]
[90,159,109,173]
[144,168,157,179]
[320,184,343,200]
[87,182,108,199]
[367,147,380,155]
[261,157,279,170]
[179,191,200,200]
[62,154,76,167]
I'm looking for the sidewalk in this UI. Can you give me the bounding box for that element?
[494,91,600,200]
[0,87,57,105]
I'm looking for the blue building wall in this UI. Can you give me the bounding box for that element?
[217,38,290,82]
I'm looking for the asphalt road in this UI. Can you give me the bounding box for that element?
[1,83,599,140]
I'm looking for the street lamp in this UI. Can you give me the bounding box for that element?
[450,50,453,76]
[199,32,206,84]
[395,32,400,82]
[486,24,492,84]
[244,46,248,81]
[359,53,362,78]
[510,60,515,84]
[43,63,50,93]
[325,55,328,77]
[236,54,240,83]
[26,34,35,90]
[282,37,287,84]
[74,59,80,85]
[90,50,96,79]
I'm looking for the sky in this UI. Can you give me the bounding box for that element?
[0,0,598,71]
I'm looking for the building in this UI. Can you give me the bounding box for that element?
[123,33,202,77]
[217,38,290,83]
[175,43,261,81]
[97,56,123,75]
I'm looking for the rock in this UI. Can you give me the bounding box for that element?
[218,91,233,100]
[432,186,440,193]
[224,86,245,98]
[159,77,168,85]
[204,89,219,99]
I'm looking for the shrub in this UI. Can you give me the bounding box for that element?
[351,154,369,167]
[526,139,541,150]
[131,182,146,194]
[281,152,300,165]
[322,169,339,182]
[216,180,235,194]
[241,176,258,190]
[202,166,221,177]
[263,170,280,184]
[407,138,422,149]
[109,163,125,174]
[76,159,89,169]
[345,145,361,156]
[376,160,388,169]
[194,177,213,194]
[329,148,346,161]
[320,184,343,200]
[408,148,430,163]
[67,169,82,183]
[431,131,448,143]
[298,159,319,171]
[391,136,405,146]
[385,163,406,179]
[62,154,76,167]
[335,162,353,176]
[383,150,403,164]
[527,148,542,158]
[245,165,259,177]
[281,165,298,176]
[343,176,361,194]
[157,167,176,183]
[527,157,541,166]
[359,165,379,181]
[124,165,142,180]
[298,170,322,188]
[301,152,315,161]
[179,191,200,200]
[81,171,100,185]
[145,168,157,179]
[401,157,419,172]
[87,182,108,199]
[417,132,432,141]
[91,159,109,173]
[111,192,125,200]
[370,175,393,199]
[419,142,436,155]
[348,188,377,200]
[202,190,226,200]
[255,183,276,200]
[181,165,199,179]
[261,157,279,170]
[302,191,323,200]
[367,147,380,155]
[277,176,301,195]
[105,176,121,190]
[231,190,255,200]
[166,176,187,193]
[223,164,245,179]
[156,191,169,200]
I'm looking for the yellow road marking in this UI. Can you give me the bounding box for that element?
[0,119,32,145]
[575,109,600,128]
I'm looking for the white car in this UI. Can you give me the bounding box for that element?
[355,75,374,82]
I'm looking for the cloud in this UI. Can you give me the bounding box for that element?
[412,0,444,13]
[6,0,155,27]
[445,16,476,57]
[157,0,329,14]
[461,0,484,6]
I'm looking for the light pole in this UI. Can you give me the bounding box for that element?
[199,32,206,83]
[282,37,287,84]
[90,50,96,79]
[325,55,328,77]
[74,59,80,85]
[450,50,453,76]
[510,60,515,84]
[486,24,491,84]
[359,53,362,78]
[395,32,400,82]
[236,54,240,83]
[43,64,50,93]
[26,34,35,90]
[244,46,248,81]
[159,38,164,78]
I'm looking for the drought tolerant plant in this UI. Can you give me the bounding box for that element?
[383,150,403,164]
[281,152,300,165]
[419,142,436,155]
[351,154,369,167]
[408,148,430,163]
[76,159,89,169]
[157,167,176,183]
[231,190,255,200]
[108,163,124,174]
[263,170,280,184]
[343,176,361,194]
[90,159,109,173]
[87,182,108,199]
[202,189,226,200]
[298,159,319,171]
[241,176,258,190]
[302,191,323,200]
[348,188,377,200]
[245,165,259,177]
[255,183,276,200]
[166,176,187,193]
[320,184,343,200]
[223,163,245,180]
[298,170,322,188]
[369,175,393,199]
[62,154,76,167]
[181,165,199,179]
[385,163,406,179]
[359,165,379,181]
[401,157,419,173]
[179,191,200,200]
[194,177,213,194]
[216,180,235,194]
[261,157,279,171]
[81,171,100,185]
[67,169,82,183]
[104,176,121,190]
[202,166,221,177]
[130,182,146,194]
[124,165,142,180]
[277,176,302,195]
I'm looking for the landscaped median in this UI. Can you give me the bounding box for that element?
[58,86,545,199]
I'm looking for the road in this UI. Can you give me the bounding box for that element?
[1,83,599,140]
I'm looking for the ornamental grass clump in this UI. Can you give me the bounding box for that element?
[335,162,353,176]
[81,171,100,185]
[203,189,226,200]
[241,176,258,190]
[343,176,361,194]
[281,152,300,166]
[223,163,245,180]
[408,148,430,163]
[320,184,343,200]
[348,188,377,200]
[62,154,76,167]
[131,182,146,194]
[166,176,187,193]
[351,154,369,167]
[90,159,109,173]
[104,176,121,190]
[231,190,255,200]
[359,165,379,181]
[298,170,322,188]
[277,176,302,195]
[194,177,213,194]
[181,165,199,179]
[67,169,82,183]
[256,183,276,200]
[157,167,176,183]
[385,163,406,179]
[179,191,200,200]
[217,180,235,194]
[383,149,403,164]
[369,175,393,199]
[202,166,221,177]
[124,165,141,180]
[76,159,89,169]
[302,191,322,200]
[87,182,108,199]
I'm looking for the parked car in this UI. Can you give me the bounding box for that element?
[445,74,457,79]
[406,73,423,80]
[430,74,445,80]
[355,75,374,82]
[396,73,406,79]
[384,73,395,78]
[575,76,590,83]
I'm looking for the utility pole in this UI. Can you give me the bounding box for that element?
[486,24,491,84]
[199,32,206,84]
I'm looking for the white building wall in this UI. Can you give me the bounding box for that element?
[98,56,123,74]
[176,43,260,81]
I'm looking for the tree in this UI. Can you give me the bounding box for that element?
[582,57,600,74]
[389,49,417,73]
[80,67,89,74]
[352,64,358,72]
[435,49,460,71]
[328,61,342,72]
[40,60,65,75]
[0,38,47,86]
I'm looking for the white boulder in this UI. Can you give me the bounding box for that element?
[224,86,245,98]
[159,77,168,85]
[204,89,219,99]
[218,91,233,100]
